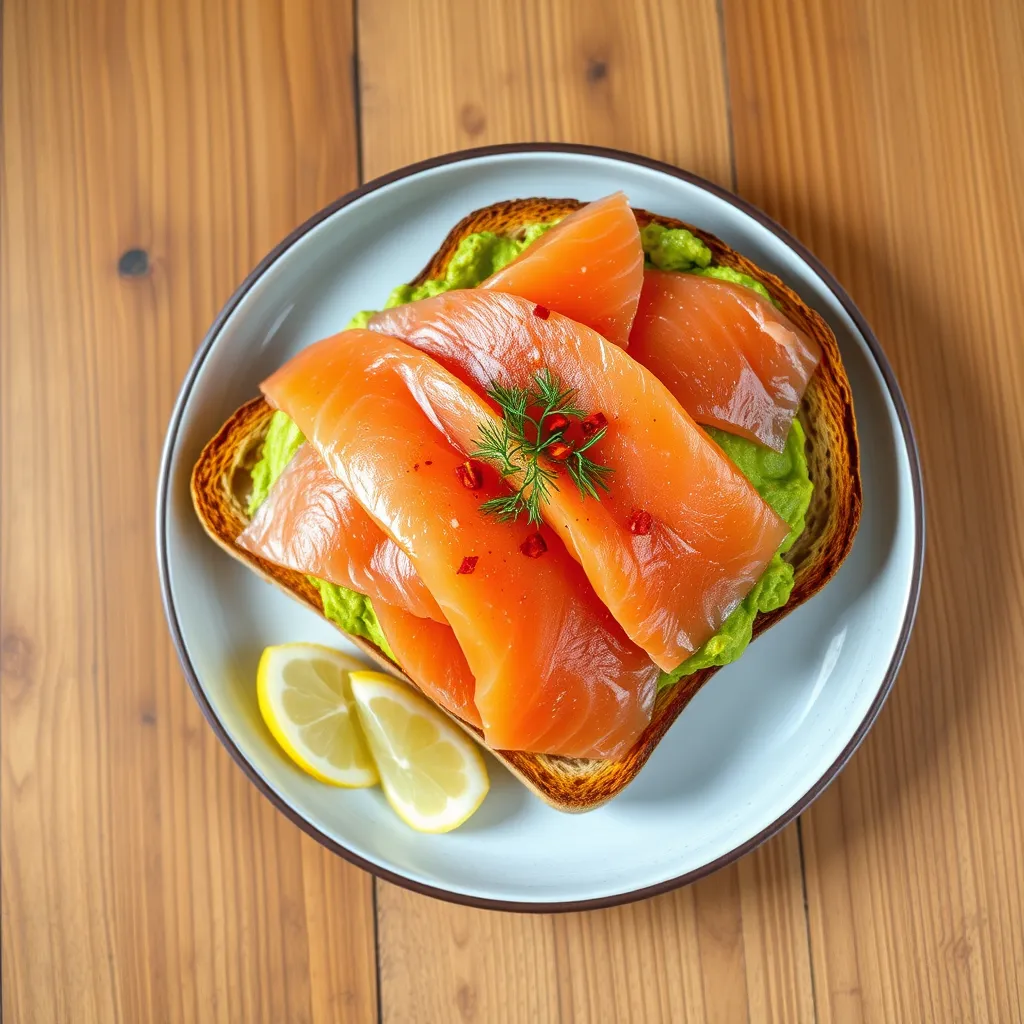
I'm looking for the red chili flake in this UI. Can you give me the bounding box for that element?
[580,411,608,438]
[457,556,479,575]
[547,440,573,461]
[413,463,420,471]
[520,533,547,558]
[627,509,653,536]
[425,460,433,466]
[455,459,485,490]
[546,413,570,434]
[532,304,550,319]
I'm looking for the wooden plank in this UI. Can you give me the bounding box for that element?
[358,3,815,1021]
[550,828,812,1023]
[723,0,1024,1020]
[358,0,733,188]
[0,2,378,1022]
[377,897,561,1024]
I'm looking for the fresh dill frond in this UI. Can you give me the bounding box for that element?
[478,492,525,523]
[518,458,559,524]
[472,417,519,476]
[564,425,614,499]
[532,368,586,422]
[483,381,530,439]
[471,369,613,523]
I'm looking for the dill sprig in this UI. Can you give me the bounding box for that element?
[564,428,614,500]
[471,369,613,524]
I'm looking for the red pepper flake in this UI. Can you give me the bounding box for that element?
[520,532,547,558]
[457,556,479,575]
[627,509,653,536]
[581,411,608,438]
[546,413,570,434]
[425,460,433,466]
[532,304,550,320]
[547,440,573,461]
[455,459,485,490]
[413,463,420,471]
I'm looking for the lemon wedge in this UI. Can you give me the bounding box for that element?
[349,671,489,833]
[257,643,378,787]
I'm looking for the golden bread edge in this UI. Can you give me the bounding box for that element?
[190,198,861,812]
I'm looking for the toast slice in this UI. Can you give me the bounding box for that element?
[191,199,861,812]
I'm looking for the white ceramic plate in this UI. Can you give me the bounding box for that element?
[158,145,923,910]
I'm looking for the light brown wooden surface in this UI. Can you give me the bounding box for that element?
[1,2,377,1023]
[2,1,1022,1022]
[723,2,1024,1021]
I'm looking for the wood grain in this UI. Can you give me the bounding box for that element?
[358,0,733,188]
[5,0,1024,1021]
[551,827,813,1024]
[0,2,377,1022]
[723,0,1024,1020]
[359,3,814,1022]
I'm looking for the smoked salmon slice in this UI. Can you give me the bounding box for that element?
[238,443,444,623]
[237,442,478,723]
[629,270,821,452]
[260,329,659,759]
[370,291,788,672]
[480,192,643,348]
[371,602,481,728]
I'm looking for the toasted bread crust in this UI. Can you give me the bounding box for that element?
[191,199,861,811]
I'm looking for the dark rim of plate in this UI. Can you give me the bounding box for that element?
[156,143,926,914]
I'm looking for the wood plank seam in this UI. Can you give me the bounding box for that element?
[352,0,367,186]
[796,818,820,1024]
[350,3,386,1019]
[716,0,740,193]
[719,5,820,1020]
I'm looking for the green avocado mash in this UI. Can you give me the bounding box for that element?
[349,223,555,326]
[250,216,812,684]
[247,410,304,515]
[640,222,775,304]
[250,410,395,660]
[657,420,811,687]
[640,222,712,271]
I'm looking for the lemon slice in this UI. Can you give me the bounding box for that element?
[257,643,378,787]
[349,671,489,833]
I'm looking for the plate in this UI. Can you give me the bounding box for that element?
[157,144,924,910]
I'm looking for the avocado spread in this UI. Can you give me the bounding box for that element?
[248,410,395,661]
[249,219,813,684]
[639,222,775,304]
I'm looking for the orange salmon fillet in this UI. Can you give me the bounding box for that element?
[238,443,444,622]
[237,443,478,723]
[371,602,480,727]
[370,292,788,672]
[629,271,821,452]
[260,329,659,759]
[480,192,643,348]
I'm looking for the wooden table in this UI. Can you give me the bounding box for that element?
[3,1,1022,1020]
